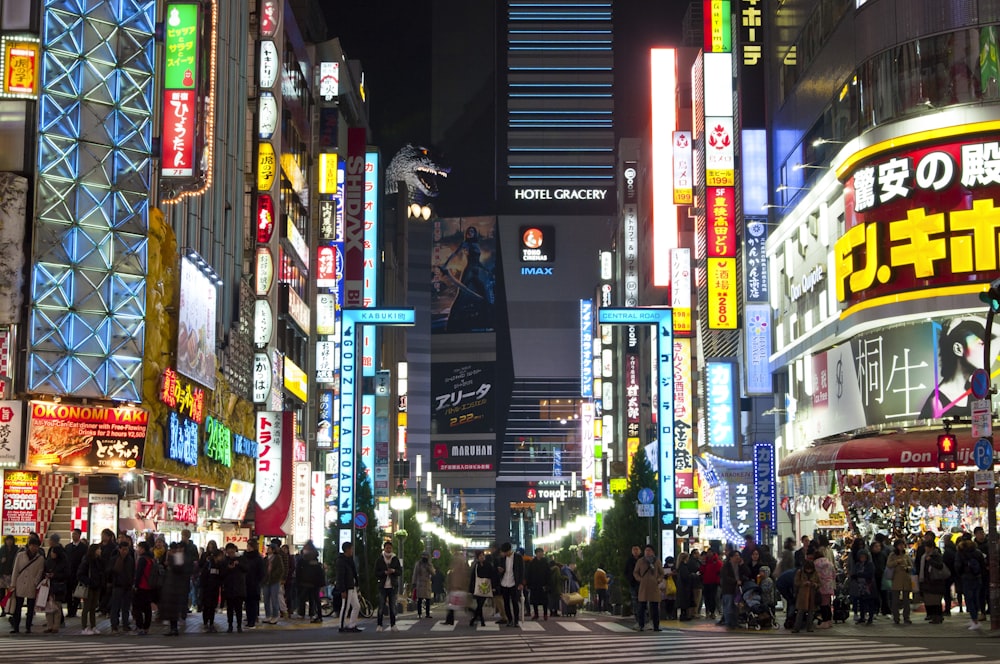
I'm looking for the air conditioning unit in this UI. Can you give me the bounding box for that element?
[123,475,147,500]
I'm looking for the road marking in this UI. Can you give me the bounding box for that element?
[594,621,634,632]
[430,621,456,632]
[554,620,590,632]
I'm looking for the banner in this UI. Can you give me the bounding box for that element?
[1,470,38,542]
[431,362,495,434]
[26,401,147,469]
[254,411,292,535]
[431,217,497,333]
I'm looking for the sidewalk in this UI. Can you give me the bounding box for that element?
[0,610,335,637]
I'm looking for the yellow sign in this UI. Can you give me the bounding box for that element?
[283,356,308,402]
[257,142,276,190]
[280,153,306,194]
[2,38,40,97]
[318,153,338,195]
[626,436,640,478]
[608,477,628,494]
[707,257,737,329]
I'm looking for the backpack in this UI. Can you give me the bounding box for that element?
[145,557,163,590]
[966,554,982,577]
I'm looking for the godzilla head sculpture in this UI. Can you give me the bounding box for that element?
[385,144,450,204]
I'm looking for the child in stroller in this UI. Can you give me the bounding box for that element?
[739,572,776,631]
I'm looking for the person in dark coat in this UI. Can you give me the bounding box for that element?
[42,535,70,633]
[159,542,188,636]
[107,536,134,632]
[919,541,948,624]
[850,549,876,624]
[956,538,987,630]
[524,547,550,620]
[624,544,641,623]
[297,541,325,624]
[77,543,105,634]
[199,546,224,632]
[64,529,86,619]
[221,543,247,632]
[242,538,265,628]
[131,541,157,636]
[942,535,958,614]
[98,528,117,614]
[0,534,18,617]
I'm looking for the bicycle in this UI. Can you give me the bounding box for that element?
[320,586,374,619]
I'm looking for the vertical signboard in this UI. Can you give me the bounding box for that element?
[672,131,693,205]
[292,461,311,543]
[344,128,366,307]
[745,303,772,394]
[657,312,675,525]
[255,411,291,535]
[704,0,732,52]
[754,441,776,542]
[669,249,692,335]
[623,206,639,307]
[580,300,594,398]
[160,3,200,179]
[744,219,769,303]
[1,470,38,544]
[673,339,695,499]
[706,361,737,447]
[650,48,678,282]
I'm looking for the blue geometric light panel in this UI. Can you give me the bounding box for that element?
[29,0,155,402]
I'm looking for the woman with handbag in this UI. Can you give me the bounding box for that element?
[42,534,69,634]
[9,535,44,634]
[920,541,950,624]
[76,543,104,635]
[468,550,494,627]
[633,545,664,631]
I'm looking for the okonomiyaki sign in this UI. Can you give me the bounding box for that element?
[837,132,1000,306]
[26,401,148,468]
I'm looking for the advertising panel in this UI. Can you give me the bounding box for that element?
[166,411,199,465]
[431,362,495,434]
[343,127,366,307]
[744,219,770,303]
[319,61,339,100]
[2,37,39,97]
[431,217,496,333]
[707,257,737,329]
[163,3,199,89]
[706,186,736,257]
[177,256,218,389]
[292,461,311,543]
[623,205,639,306]
[221,479,254,521]
[703,0,732,53]
[519,225,555,262]
[754,442,777,541]
[672,131,693,205]
[26,401,147,468]
[0,173,27,325]
[744,303,773,394]
[698,453,756,543]
[317,245,337,289]
[2,470,38,542]
[706,361,737,447]
[0,401,23,465]
[283,356,308,403]
[316,293,337,334]
[161,91,196,177]
[432,442,494,472]
[580,300,594,398]
[160,3,200,179]
[673,339,695,498]
[255,411,291,535]
[838,132,1000,307]
[704,117,735,186]
[670,248,692,335]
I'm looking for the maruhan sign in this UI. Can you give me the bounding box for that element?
[513,188,609,201]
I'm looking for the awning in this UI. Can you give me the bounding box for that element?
[778,430,975,476]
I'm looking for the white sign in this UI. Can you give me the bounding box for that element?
[316,294,336,335]
[252,352,271,403]
[255,248,273,296]
[319,61,339,101]
[311,470,325,544]
[637,504,655,517]
[316,340,337,381]
[513,187,609,201]
[254,299,273,347]
[975,470,995,489]
[255,412,283,509]
[258,92,277,139]
[972,398,992,438]
[0,401,23,465]
[286,219,309,268]
[259,40,278,89]
[292,461,311,543]
[624,205,639,307]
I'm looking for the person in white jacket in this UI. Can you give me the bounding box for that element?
[9,536,45,634]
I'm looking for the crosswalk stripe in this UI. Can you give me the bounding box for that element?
[554,620,590,632]
[475,622,500,631]
[430,621,456,632]
[518,620,544,631]
[594,621,634,632]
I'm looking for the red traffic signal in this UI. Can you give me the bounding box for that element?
[937,433,957,471]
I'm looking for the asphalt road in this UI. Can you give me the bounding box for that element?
[7,609,1000,663]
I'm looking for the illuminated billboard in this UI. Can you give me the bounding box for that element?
[431,217,497,333]
[160,3,200,179]
[177,256,218,389]
[651,48,678,284]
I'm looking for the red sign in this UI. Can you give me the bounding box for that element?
[260,0,278,37]
[161,90,196,177]
[706,186,735,257]
[838,133,1000,306]
[317,245,336,287]
[256,194,275,243]
[27,401,148,469]
[343,127,366,307]
[0,406,12,423]
[2,470,38,538]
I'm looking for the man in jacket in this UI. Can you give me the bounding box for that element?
[9,536,44,634]
[495,542,524,627]
[107,538,135,633]
[242,538,265,628]
[525,547,550,620]
[336,541,362,632]
[720,550,750,629]
[373,540,402,632]
[64,529,85,619]
[180,528,199,616]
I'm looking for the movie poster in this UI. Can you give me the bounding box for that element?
[431,217,496,333]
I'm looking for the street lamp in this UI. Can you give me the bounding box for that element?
[390,490,413,581]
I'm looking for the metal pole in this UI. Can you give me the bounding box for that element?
[986,307,999,631]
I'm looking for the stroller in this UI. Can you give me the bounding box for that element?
[831,572,851,624]
[739,582,775,630]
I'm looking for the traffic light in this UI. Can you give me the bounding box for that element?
[979,277,1000,313]
[937,433,957,471]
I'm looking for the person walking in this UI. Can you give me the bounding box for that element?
[179,529,199,617]
[792,559,819,633]
[373,540,401,632]
[108,538,135,633]
[525,548,550,620]
[296,540,324,624]
[632,545,663,632]
[956,538,986,630]
[813,543,836,628]
[411,553,435,618]
[337,541,363,632]
[199,545,223,632]
[278,542,292,618]
[885,539,913,625]
[9,535,44,634]
[42,534,70,633]
[77,543,105,635]
[495,542,524,628]
[97,529,117,615]
[262,541,285,624]
[160,542,188,636]
[221,542,247,632]
[592,564,609,614]
[850,549,876,625]
[547,559,563,618]
[469,550,494,627]
[442,551,470,625]
[131,541,158,636]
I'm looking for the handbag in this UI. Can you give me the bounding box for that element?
[0,588,12,611]
[474,577,493,598]
[928,563,950,582]
[880,576,892,592]
[447,590,470,609]
[73,582,89,600]
[561,591,584,607]
[664,576,677,597]
[34,578,50,609]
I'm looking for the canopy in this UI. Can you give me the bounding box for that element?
[778,430,976,476]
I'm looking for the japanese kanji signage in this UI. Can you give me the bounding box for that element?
[166,411,198,465]
[706,186,736,258]
[838,133,1000,306]
[673,339,695,498]
[0,401,23,466]
[26,401,147,469]
[431,362,495,435]
[204,415,233,467]
[159,367,206,424]
[744,219,769,303]
[707,257,737,329]
[255,410,292,535]
[699,453,756,543]
[625,351,641,477]
[672,131,693,205]
[2,470,38,542]
[1,37,40,97]
[160,3,200,178]
[670,248,692,334]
